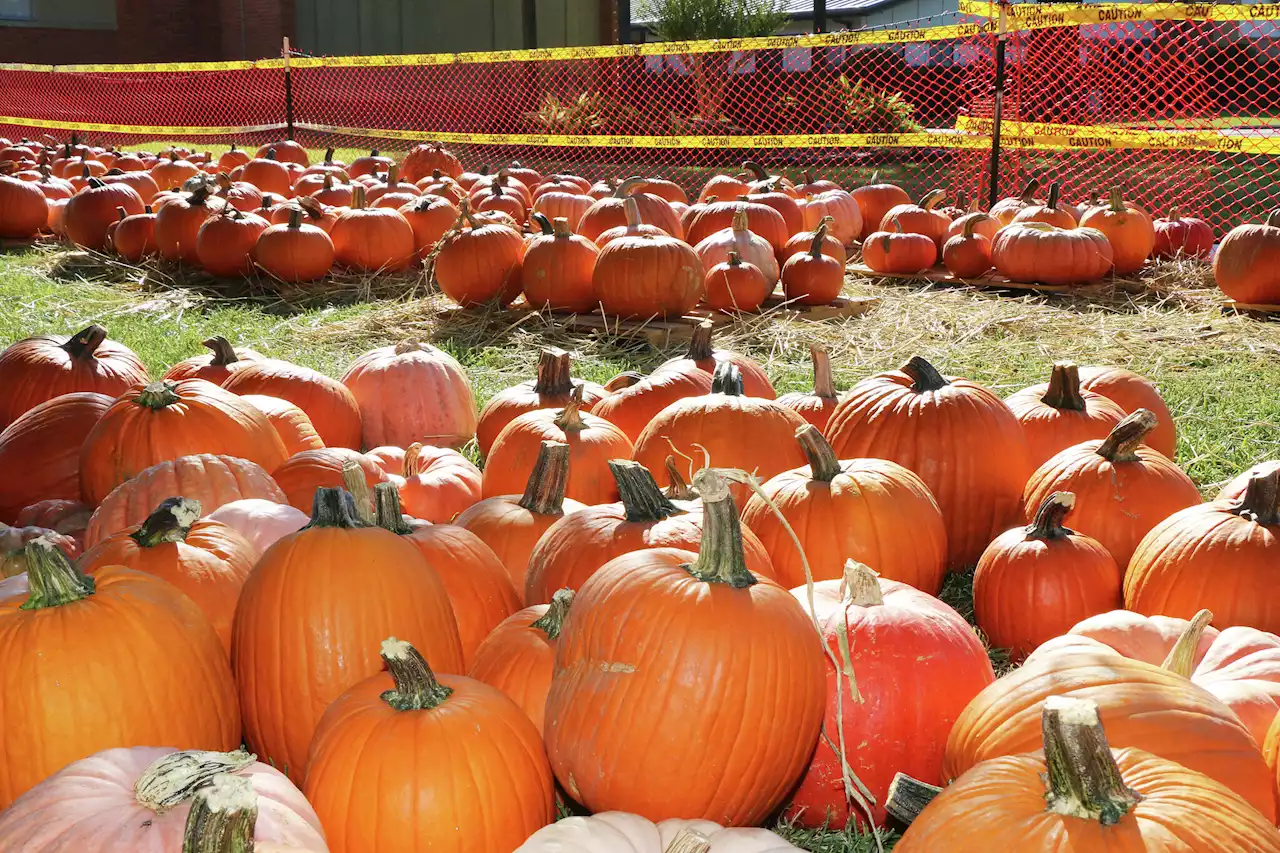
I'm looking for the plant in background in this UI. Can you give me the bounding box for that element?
[525,91,648,134]
[829,76,923,134]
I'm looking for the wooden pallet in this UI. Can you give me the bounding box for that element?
[1223,300,1280,318]
[847,263,1074,294]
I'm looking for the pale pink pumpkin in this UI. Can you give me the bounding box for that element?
[206,498,309,557]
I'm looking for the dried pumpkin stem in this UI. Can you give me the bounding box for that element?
[1019,178,1041,202]
[533,348,573,395]
[742,160,769,181]
[202,336,239,366]
[796,425,843,483]
[340,461,375,524]
[552,384,587,433]
[1046,181,1062,211]
[518,441,571,515]
[1095,409,1157,463]
[135,750,256,813]
[610,459,681,521]
[1040,362,1086,411]
[1026,492,1076,540]
[901,355,950,392]
[180,775,257,853]
[372,482,414,535]
[1160,609,1213,678]
[131,497,202,547]
[664,829,712,853]
[686,468,755,588]
[307,487,368,530]
[686,320,715,361]
[885,773,942,827]
[809,222,828,259]
[1042,696,1143,826]
[710,361,744,396]
[1231,468,1280,526]
[664,455,697,500]
[380,637,453,711]
[841,560,884,606]
[531,588,575,640]
[810,345,837,399]
[1108,187,1126,213]
[21,536,95,610]
[62,324,108,359]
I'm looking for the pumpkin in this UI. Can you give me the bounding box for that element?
[223,358,362,449]
[0,538,240,809]
[742,425,948,593]
[991,221,1114,285]
[744,180,804,239]
[475,181,526,222]
[63,178,144,250]
[784,216,847,265]
[215,173,265,211]
[1079,187,1155,276]
[233,487,464,782]
[195,207,269,277]
[882,189,951,248]
[1075,365,1176,458]
[0,324,148,429]
[545,467,825,824]
[943,649,1279,820]
[989,178,1043,225]
[469,588,574,734]
[658,320,776,399]
[374,442,481,523]
[826,356,1032,568]
[532,182,594,231]
[162,336,262,384]
[1004,361,1127,468]
[217,145,253,173]
[348,149,394,179]
[401,141,463,181]
[434,199,526,307]
[329,185,415,273]
[14,498,91,548]
[693,205,779,285]
[240,148,293,197]
[941,214,993,278]
[589,364,713,444]
[47,197,69,237]
[1152,208,1214,260]
[1125,468,1280,635]
[593,230,704,319]
[207,497,308,558]
[522,214,599,313]
[85,454,286,548]
[79,379,289,506]
[684,197,789,255]
[0,173,49,238]
[254,140,309,167]
[252,207,335,283]
[32,168,76,202]
[1021,409,1201,568]
[633,364,807,503]
[861,216,937,273]
[699,172,751,203]
[270,197,336,231]
[364,165,421,205]
[108,205,158,261]
[578,177,683,244]
[1214,210,1280,304]
[339,340,476,450]
[802,190,862,247]
[155,185,227,264]
[899,697,1280,852]
[458,441,586,591]
[516,813,804,853]
[0,392,112,523]
[1010,180,1076,229]
[477,348,607,457]
[775,345,839,431]
[849,173,911,239]
[704,252,771,313]
[239,394,325,456]
[397,193,458,260]
[944,209,998,243]
[304,638,554,853]
[0,747,326,853]
[310,174,352,207]
[271,447,387,512]
[786,561,994,829]
[973,491,1122,662]
[781,222,844,305]
[525,459,775,606]
[150,152,202,190]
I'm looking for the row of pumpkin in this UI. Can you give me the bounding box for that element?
[2,320,1280,849]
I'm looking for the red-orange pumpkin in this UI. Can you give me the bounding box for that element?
[433,199,526,307]
[1153,208,1215,259]
[592,231,704,318]
[1004,361,1127,468]
[1076,365,1177,458]
[0,392,112,523]
[252,207,335,283]
[270,447,388,512]
[849,172,911,239]
[1079,187,1155,275]
[239,394,325,457]
[589,364,714,444]
[340,340,477,450]
[658,320,776,399]
[1011,181,1076,229]
[476,348,607,457]
[240,148,293,197]
[0,174,48,238]
[154,185,227,264]
[162,336,263,384]
[195,207,269,277]
[781,222,844,305]
[882,189,952,248]
[372,442,481,523]
[783,215,848,265]
[991,222,1113,285]
[398,193,457,261]
[1213,210,1280,305]
[222,358,363,449]
[329,185,415,272]
[64,178,145,250]
[703,252,771,313]
[861,217,938,274]
[522,214,599,313]
[941,214,993,278]
[989,179,1043,225]
[578,177,683,244]
[110,206,158,262]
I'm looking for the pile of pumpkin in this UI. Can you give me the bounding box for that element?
[2,318,1280,850]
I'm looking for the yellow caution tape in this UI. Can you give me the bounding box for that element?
[958,0,1279,29]
[0,59,286,74]
[956,114,1280,155]
[0,117,287,136]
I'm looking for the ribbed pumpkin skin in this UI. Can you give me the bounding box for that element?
[64,181,145,250]
[483,408,634,505]
[271,448,388,512]
[593,235,705,319]
[849,182,910,239]
[155,192,227,264]
[1077,365,1178,458]
[85,454,285,547]
[162,344,264,384]
[456,494,587,593]
[340,343,477,450]
[825,362,1032,568]
[0,327,148,429]
[477,378,608,458]
[545,550,825,825]
[897,746,1280,853]
[785,576,995,828]
[222,359,363,450]
[79,379,289,506]
[0,566,241,810]
[589,367,713,443]
[943,650,1279,820]
[233,520,465,784]
[990,223,1113,285]
[370,445,481,523]
[434,221,525,307]
[0,174,48,238]
[239,394,325,456]
[0,392,112,523]
[0,746,328,853]
[658,345,777,400]
[468,602,562,733]
[1215,219,1280,304]
[79,515,256,653]
[1004,375,1127,469]
[304,672,555,853]
[207,498,308,558]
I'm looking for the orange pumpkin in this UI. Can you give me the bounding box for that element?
[988,179,1043,225]
[592,230,704,319]
[0,392,112,523]
[1076,365,1177,458]
[945,209,999,243]
[310,173,353,207]
[64,178,145,250]
[692,205,779,285]
[222,358,362,449]
[0,174,49,238]
[849,173,911,239]
[401,141,463,182]
[658,320,776,399]
[252,207,335,284]
[340,340,476,450]
[373,442,481,523]
[364,165,421,206]
[217,145,252,173]
[1004,361,1127,468]
[108,205,158,262]
[239,394,325,456]
[698,172,751,203]
[578,177,683,244]
[433,199,526,307]
[1079,187,1155,275]
[589,364,713,444]
[477,348,607,457]
[531,182,594,231]
[162,336,262,384]
[522,214,599,313]
[775,345,839,431]
[195,207,270,277]
[991,222,1113,285]
[1214,210,1280,304]
[270,447,387,512]
[861,216,937,273]
[744,180,804,239]
[347,149,393,179]
[941,214,993,278]
[216,172,264,211]
[781,221,844,305]
[155,185,227,264]
[783,215,847,265]
[1153,208,1215,260]
[703,252,771,313]
[254,139,309,167]
[150,152,202,190]
[329,185,415,273]
[882,189,951,248]
[1011,181,1076,229]
[684,198,789,254]
[801,189,862,247]
[240,148,293,197]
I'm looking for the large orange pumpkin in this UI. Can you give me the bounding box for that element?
[544,468,825,825]
[520,215,599,314]
[304,638,555,853]
[1004,361,1127,468]
[79,379,289,506]
[882,189,951,248]
[1021,409,1201,568]
[703,252,771,313]
[222,358,362,450]
[991,222,1113,285]
[658,320,776,399]
[741,425,948,593]
[825,356,1032,568]
[233,487,464,783]
[592,231,704,318]
[476,348,608,458]
[236,394,325,457]
[1214,210,1280,304]
[162,336,263,384]
[433,199,526,307]
[684,197,789,254]
[0,392,112,523]
[154,185,227,264]
[589,365,712,444]
[329,185,415,273]
[1076,364,1177,458]
[578,177,683,244]
[195,207,270,277]
[0,538,240,809]
[775,345,840,431]
[0,173,48,238]
[1079,187,1155,276]
[271,447,387,512]
[849,173,911,239]
[252,207,335,284]
[861,217,938,273]
[340,341,477,450]
[64,177,145,250]
[240,148,293,197]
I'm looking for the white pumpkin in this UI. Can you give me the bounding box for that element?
[514,812,803,853]
[693,206,780,285]
[206,498,308,557]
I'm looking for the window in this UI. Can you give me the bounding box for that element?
[0,0,32,21]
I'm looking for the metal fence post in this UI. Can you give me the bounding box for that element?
[986,1,1009,210]
[283,37,296,142]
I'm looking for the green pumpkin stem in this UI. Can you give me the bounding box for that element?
[131,497,203,547]
[610,459,680,522]
[135,750,256,812]
[686,320,716,361]
[1160,609,1214,678]
[1026,492,1076,541]
[134,380,182,409]
[62,324,108,360]
[1040,362,1087,411]
[710,361,744,396]
[180,775,258,853]
[380,637,453,711]
[901,355,950,393]
[1231,468,1280,526]
[685,468,756,588]
[20,537,95,610]
[796,425,843,483]
[531,588,575,640]
[1041,696,1143,826]
[307,487,368,530]
[885,772,943,827]
[533,348,573,395]
[1095,409,1157,463]
[372,482,414,535]
[518,441,571,515]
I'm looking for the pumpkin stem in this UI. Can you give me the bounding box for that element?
[323,146,335,164]
[710,361,744,396]
[1019,179,1041,202]
[1041,696,1143,826]
[1107,187,1126,214]
[1046,181,1061,211]
[552,384,587,433]
[552,216,572,238]
[885,773,942,827]
[135,750,256,813]
[1026,492,1076,540]
[685,320,716,361]
[352,183,368,209]
[530,213,553,236]
[867,171,881,186]
[809,222,828,259]
[135,380,182,410]
[731,205,750,234]
[286,207,304,229]
[1230,467,1280,526]
[372,482,414,535]
[621,195,643,228]
[901,355,950,392]
[810,345,837,399]
[727,250,743,268]
[131,497,202,547]
[180,775,258,853]
[306,487,368,530]
[1160,608,1213,678]
[610,459,681,522]
[116,205,128,223]
[62,324,108,360]
[664,455,697,500]
[841,560,885,606]
[921,189,947,211]
[340,461,375,524]
[20,536,95,610]
[380,637,453,711]
[1264,209,1280,228]
[531,348,574,396]
[402,442,425,478]
[531,588,575,640]
[742,160,769,181]
[518,440,571,515]
[614,176,647,198]
[1095,409,1157,463]
[1040,362,1087,411]
[686,468,756,588]
[202,336,239,366]
[796,425,843,483]
[960,213,986,240]
[664,829,713,853]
